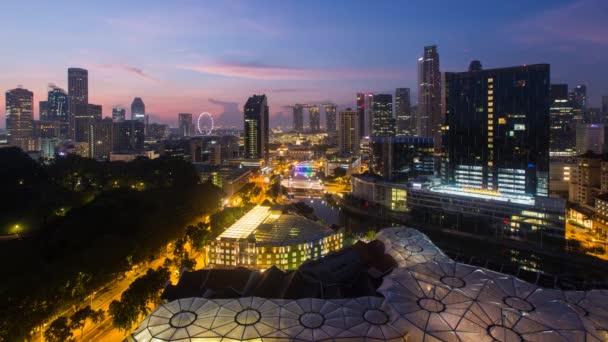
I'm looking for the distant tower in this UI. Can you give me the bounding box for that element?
[178,113,193,137]
[5,87,34,151]
[371,94,394,137]
[244,94,269,159]
[88,104,102,120]
[39,101,49,121]
[309,105,321,132]
[292,104,304,132]
[417,45,442,151]
[356,93,365,138]
[324,105,337,132]
[112,106,126,122]
[68,68,89,141]
[47,85,68,122]
[131,97,146,122]
[395,88,412,136]
[338,109,360,154]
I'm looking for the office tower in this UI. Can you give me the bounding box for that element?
[570,85,587,110]
[292,104,304,132]
[603,96,608,114]
[68,68,89,140]
[112,106,126,122]
[34,121,61,138]
[178,113,193,137]
[5,87,34,151]
[112,120,145,151]
[338,109,360,154]
[324,105,337,132]
[244,94,269,159]
[444,63,550,197]
[549,84,575,154]
[39,101,49,121]
[417,45,442,150]
[585,108,603,124]
[371,94,394,137]
[88,118,113,160]
[47,85,68,122]
[148,123,169,140]
[356,93,365,138]
[395,88,413,136]
[371,136,435,181]
[131,97,146,121]
[576,124,608,154]
[88,104,102,120]
[364,93,374,137]
[309,105,321,132]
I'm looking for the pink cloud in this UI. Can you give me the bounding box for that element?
[181,62,407,81]
[509,0,608,45]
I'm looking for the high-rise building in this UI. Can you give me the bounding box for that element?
[178,113,193,138]
[89,118,113,160]
[244,94,269,159]
[131,97,146,122]
[147,123,169,141]
[602,96,608,115]
[395,88,413,136]
[5,87,34,151]
[88,104,102,120]
[292,104,304,132]
[443,63,550,197]
[112,106,126,122]
[364,93,374,137]
[39,101,49,121]
[356,93,365,138]
[576,124,608,154]
[309,105,320,132]
[47,85,68,123]
[417,45,442,150]
[68,68,89,140]
[549,84,575,154]
[570,85,587,110]
[338,109,360,154]
[371,94,394,137]
[371,136,435,181]
[324,105,337,133]
[113,120,145,151]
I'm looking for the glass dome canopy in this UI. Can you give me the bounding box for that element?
[130,227,608,341]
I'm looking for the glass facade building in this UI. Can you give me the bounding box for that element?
[371,136,435,181]
[371,94,394,137]
[244,94,269,159]
[443,63,550,197]
[395,88,413,136]
[549,84,575,155]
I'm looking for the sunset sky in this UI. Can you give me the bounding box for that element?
[2,0,607,128]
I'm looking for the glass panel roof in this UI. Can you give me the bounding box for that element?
[130,227,608,341]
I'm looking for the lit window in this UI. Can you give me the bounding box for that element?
[498,118,506,124]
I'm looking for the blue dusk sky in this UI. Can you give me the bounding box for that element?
[1,0,607,127]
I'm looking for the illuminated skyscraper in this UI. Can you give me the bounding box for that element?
[292,104,304,132]
[371,94,394,137]
[395,88,413,136]
[47,85,68,122]
[417,45,442,150]
[324,105,337,132]
[550,84,575,154]
[131,97,146,122]
[88,104,102,120]
[5,87,34,151]
[113,120,145,151]
[338,109,360,154]
[356,93,365,137]
[444,63,550,197]
[178,113,193,137]
[68,68,89,141]
[112,106,126,122]
[89,118,113,160]
[309,105,320,132]
[39,101,48,121]
[244,94,269,159]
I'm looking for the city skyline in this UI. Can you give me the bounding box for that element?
[1,0,607,128]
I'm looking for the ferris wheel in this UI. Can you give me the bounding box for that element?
[197,112,214,135]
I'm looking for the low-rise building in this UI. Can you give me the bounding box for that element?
[208,206,343,270]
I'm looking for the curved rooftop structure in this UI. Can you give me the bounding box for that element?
[129,227,608,341]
